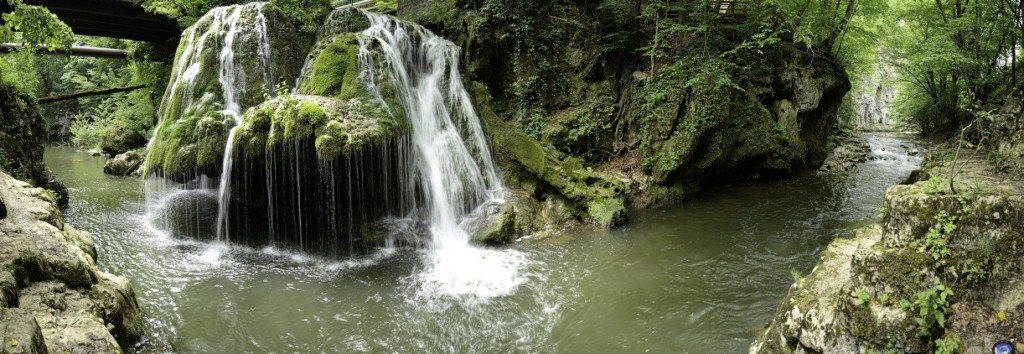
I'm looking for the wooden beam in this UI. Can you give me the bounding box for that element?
[0,43,129,58]
[38,84,147,104]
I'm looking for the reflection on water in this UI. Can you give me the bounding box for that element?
[45,134,921,353]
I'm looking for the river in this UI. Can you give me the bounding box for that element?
[44,134,921,353]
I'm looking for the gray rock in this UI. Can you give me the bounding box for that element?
[0,308,48,354]
[819,135,871,173]
[103,150,144,177]
[0,169,142,351]
[18,282,121,354]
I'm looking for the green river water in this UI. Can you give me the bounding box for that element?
[45,134,921,353]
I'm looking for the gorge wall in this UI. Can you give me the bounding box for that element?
[0,83,68,207]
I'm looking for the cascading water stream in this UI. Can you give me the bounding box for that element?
[146,5,524,301]
[142,3,278,243]
[213,3,276,242]
[354,12,523,302]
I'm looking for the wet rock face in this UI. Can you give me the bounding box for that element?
[0,170,143,352]
[0,84,68,208]
[103,150,145,177]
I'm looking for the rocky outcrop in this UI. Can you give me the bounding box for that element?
[0,170,143,353]
[0,83,68,207]
[819,134,871,172]
[989,93,1024,177]
[103,150,145,177]
[753,145,1024,353]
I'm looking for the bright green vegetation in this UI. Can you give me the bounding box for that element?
[145,111,235,175]
[233,94,403,161]
[298,34,362,100]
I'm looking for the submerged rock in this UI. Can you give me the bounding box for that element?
[0,169,142,352]
[819,134,871,173]
[104,150,145,177]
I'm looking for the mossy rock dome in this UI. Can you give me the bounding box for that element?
[148,2,304,176]
[233,95,405,160]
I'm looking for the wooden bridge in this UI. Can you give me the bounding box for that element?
[662,0,753,22]
[0,0,180,43]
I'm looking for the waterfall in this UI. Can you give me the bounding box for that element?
[144,3,279,242]
[357,12,502,249]
[213,3,276,242]
[146,5,524,301]
[353,12,523,303]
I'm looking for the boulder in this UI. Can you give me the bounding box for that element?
[818,134,871,173]
[99,121,146,156]
[103,150,144,177]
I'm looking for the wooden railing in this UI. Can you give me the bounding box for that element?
[657,0,754,22]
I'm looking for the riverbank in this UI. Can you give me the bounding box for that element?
[0,169,143,353]
[752,141,1024,353]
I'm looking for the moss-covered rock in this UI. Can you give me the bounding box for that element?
[233,94,403,160]
[754,144,1024,353]
[405,1,849,218]
[148,3,304,177]
[146,111,235,176]
[99,120,146,156]
[472,83,626,228]
[0,83,68,207]
[298,33,362,99]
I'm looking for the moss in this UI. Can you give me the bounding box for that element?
[100,121,147,156]
[315,120,349,160]
[488,107,626,227]
[298,34,363,99]
[234,95,402,161]
[145,111,236,176]
[586,197,625,227]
